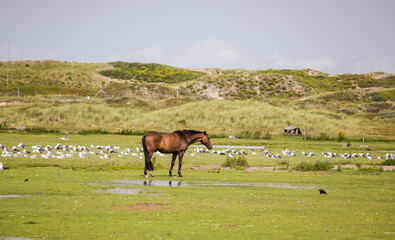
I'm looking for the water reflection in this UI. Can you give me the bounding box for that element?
[142,180,183,187]
[114,180,315,189]
[168,181,183,187]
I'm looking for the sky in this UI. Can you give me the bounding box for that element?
[1,0,394,74]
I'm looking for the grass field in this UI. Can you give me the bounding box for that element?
[0,133,394,239]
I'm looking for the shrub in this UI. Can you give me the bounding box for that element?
[0,121,8,130]
[100,62,205,83]
[337,130,345,142]
[359,167,379,172]
[25,127,60,134]
[104,96,128,104]
[118,129,134,135]
[262,131,272,140]
[382,159,395,166]
[178,119,186,125]
[317,132,329,141]
[222,156,249,168]
[278,160,289,168]
[294,161,332,171]
[78,129,109,135]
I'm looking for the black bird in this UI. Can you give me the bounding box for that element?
[24,179,28,182]
[319,189,327,194]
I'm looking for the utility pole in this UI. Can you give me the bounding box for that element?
[6,43,10,89]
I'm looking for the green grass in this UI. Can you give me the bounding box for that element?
[0,163,394,239]
[0,133,394,239]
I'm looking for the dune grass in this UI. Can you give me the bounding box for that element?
[1,97,393,140]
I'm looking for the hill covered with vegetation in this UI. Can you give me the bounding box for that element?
[0,60,394,140]
[1,60,394,100]
[100,61,205,83]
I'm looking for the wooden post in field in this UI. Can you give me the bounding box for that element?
[363,128,365,143]
[6,43,9,89]
[18,87,20,97]
[176,91,179,98]
[304,128,306,141]
[21,118,23,130]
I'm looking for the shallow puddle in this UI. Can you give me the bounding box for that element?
[0,195,30,199]
[114,180,186,187]
[97,188,141,195]
[114,180,315,189]
[0,238,33,240]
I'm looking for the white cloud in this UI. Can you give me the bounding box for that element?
[172,38,240,69]
[267,53,337,71]
[351,55,395,74]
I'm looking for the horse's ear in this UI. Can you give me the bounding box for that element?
[204,131,207,135]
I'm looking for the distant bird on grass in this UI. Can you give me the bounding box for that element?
[0,162,9,170]
[58,131,72,141]
[319,189,327,194]
[24,179,28,182]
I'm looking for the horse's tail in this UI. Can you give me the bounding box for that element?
[142,134,154,171]
[142,134,148,156]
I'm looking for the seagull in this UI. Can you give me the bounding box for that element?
[23,149,31,154]
[58,131,72,141]
[0,162,9,170]
[18,143,27,149]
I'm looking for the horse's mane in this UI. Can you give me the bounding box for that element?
[176,129,204,135]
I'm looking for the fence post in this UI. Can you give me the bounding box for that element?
[304,128,306,141]
[363,128,365,143]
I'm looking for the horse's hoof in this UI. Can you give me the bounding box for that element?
[169,174,172,177]
[145,175,149,178]
[178,174,183,178]
[149,173,155,177]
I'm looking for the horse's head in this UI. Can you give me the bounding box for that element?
[201,131,213,150]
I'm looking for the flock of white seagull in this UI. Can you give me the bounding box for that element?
[200,147,394,160]
[0,142,394,170]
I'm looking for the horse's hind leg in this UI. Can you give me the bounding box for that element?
[178,151,185,177]
[144,152,154,177]
[169,153,177,177]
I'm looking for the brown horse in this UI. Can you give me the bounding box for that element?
[142,130,213,177]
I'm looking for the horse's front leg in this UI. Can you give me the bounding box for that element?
[178,151,185,177]
[169,153,177,177]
